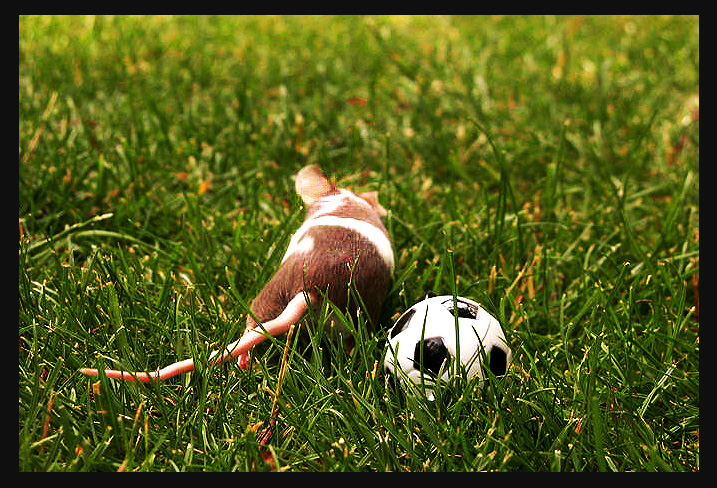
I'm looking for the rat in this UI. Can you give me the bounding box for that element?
[79,165,394,382]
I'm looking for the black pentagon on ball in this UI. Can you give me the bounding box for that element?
[441,298,479,319]
[390,308,416,339]
[488,346,508,376]
[413,337,449,376]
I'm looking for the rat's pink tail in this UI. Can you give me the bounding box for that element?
[79,292,310,382]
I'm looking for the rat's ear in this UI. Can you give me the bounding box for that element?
[357,191,387,217]
[295,165,337,204]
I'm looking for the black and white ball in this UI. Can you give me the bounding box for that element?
[384,294,511,399]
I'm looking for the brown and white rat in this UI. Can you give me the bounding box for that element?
[79,165,394,381]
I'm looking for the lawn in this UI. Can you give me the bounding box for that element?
[19,15,698,471]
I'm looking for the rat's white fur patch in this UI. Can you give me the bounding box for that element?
[283,216,394,272]
[293,235,315,255]
[309,190,372,219]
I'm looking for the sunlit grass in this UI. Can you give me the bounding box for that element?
[20,15,698,471]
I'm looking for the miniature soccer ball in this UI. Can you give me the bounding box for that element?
[384,294,511,399]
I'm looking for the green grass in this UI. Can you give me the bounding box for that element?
[19,15,699,471]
